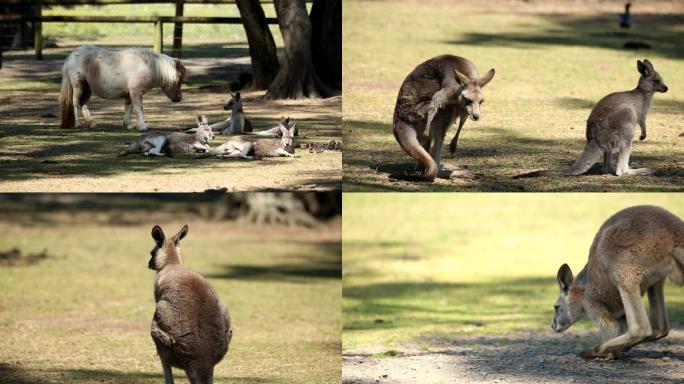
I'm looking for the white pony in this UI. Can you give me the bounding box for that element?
[59,45,187,131]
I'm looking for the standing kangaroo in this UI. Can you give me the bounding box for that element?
[518,59,668,178]
[393,55,495,181]
[149,225,232,384]
[210,92,253,135]
[552,205,684,360]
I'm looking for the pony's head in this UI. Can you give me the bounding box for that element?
[160,58,186,103]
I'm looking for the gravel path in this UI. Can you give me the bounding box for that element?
[343,330,684,384]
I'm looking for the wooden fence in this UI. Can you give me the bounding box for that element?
[0,0,285,68]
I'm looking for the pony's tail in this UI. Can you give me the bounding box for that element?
[59,69,75,128]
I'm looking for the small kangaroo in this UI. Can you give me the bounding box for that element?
[519,59,668,178]
[210,92,253,135]
[552,205,684,360]
[393,54,495,181]
[254,117,299,137]
[202,121,297,160]
[166,115,215,155]
[119,131,168,156]
[149,225,233,384]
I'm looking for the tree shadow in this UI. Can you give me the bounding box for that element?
[205,240,341,283]
[0,364,280,384]
[445,13,684,59]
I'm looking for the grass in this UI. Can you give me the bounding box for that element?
[342,0,684,191]
[0,205,341,384]
[342,193,684,350]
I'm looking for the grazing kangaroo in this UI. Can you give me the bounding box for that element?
[166,115,215,155]
[518,59,668,178]
[552,205,684,360]
[393,54,495,181]
[201,121,297,159]
[149,225,232,384]
[209,92,253,135]
[254,117,299,137]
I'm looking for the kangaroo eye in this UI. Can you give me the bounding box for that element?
[480,99,485,104]
[654,79,661,84]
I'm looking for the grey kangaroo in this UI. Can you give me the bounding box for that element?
[393,54,495,181]
[200,120,297,159]
[254,117,298,137]
[519,59,668,177]
[166,115,215,155]
[149,225,233,384]
[552,205,684,360]
[210,92,253,135]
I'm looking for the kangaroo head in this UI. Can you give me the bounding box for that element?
[149,225,188,271]
[552,263,585,333]
[637,59,668,93]
[279,122,296,147]
[195,114,215,141]
[223,92,243,112]
[454,68,495,121]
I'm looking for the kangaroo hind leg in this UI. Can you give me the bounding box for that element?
[615,140,654,176]
[645,279,669,341]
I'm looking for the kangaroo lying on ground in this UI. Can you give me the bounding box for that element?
[119,115,214,156]
[149,225,232,384]
[209,92,253,135]
[393,54,495,181]
[119,131,168,156]
[254,117,299,137]
[166,115,215,155]
[552,205,684,360]
[199,120,297,159]
[518,59,668,178]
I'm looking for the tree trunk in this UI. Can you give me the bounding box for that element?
[235,0,279,90]
[310,0,341,90]
[265,0,331,100]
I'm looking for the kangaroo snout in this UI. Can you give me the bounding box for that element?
[661,85,669,93]
[471,114,480,121]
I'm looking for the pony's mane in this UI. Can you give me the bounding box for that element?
[127,48,185,86]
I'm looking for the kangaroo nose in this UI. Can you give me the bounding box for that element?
[472,114,480,121]
[662,85,669,93]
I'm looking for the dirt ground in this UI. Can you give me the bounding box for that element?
[343,330,684,384]
[0,52,341,192]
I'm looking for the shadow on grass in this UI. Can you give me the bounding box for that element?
[445,14,684,60]
[206,240,341,282]
[0,364,279,384]
[343,275,684,332]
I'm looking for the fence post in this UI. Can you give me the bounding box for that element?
[34,5,43,60]
[172,0,184,58]
[154,19,163,53]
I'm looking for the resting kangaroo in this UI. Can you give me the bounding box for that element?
[552,205,684,360]
[200,120,297,159]
[393,54,495,181]
[149,225,232,384]
[209,92,253,135]
[166,115,215,155]
[254,117,298,137]
[519,59,668,177]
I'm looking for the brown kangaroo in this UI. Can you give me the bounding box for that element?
[552,205,684,360]
[392,54,495,181]
[149,225,232,384]
[518,59,668,178]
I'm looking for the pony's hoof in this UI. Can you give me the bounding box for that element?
[83,120,94,129]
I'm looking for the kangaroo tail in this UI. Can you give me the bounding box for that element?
[562,141,602,176]
[513,141,602,178]
[59,65,75,129]
[393,122,437,182]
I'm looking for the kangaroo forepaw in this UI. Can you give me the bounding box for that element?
[152,328,175,347]
[639,133,646,141]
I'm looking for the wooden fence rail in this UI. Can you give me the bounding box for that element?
[0,13,278,65]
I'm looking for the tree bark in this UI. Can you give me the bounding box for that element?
[235,0,279,90]
[310,0,341,90]
[265,0,331,100]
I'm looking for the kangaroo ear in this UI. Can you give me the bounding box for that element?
[235,92,241,100]
[172,225,188,245]
[479,68,495,87]
[289,123,297,135]
[196,114,203,126]
[643,59,654,71]
[199,114,208,125]
[557,263,574,293]
[151,225,165,245]
[637,60,650,76]
[454,69,471,87]
[279,123,289,136]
